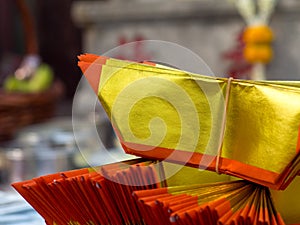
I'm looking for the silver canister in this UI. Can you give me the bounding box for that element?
[5,148,36,183]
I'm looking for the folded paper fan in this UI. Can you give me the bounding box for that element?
[12,159,289,225]
[133,181,285,225]
[12,159,164,225]
[78,54,300,190]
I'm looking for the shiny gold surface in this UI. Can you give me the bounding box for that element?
[98,59,300,176]
[163,162,230,187]
[271,176,300,224]
[223,80,300,173]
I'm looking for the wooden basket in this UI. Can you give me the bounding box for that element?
[0,1,66,143]
[0,81,63,142]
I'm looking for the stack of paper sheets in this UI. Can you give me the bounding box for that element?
[134,181,285,225]
[12,53,300,225]
[12,159,286,225]
[12,159,162,225]
[78,54,300,190]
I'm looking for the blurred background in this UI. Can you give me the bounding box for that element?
[0,0,300,224]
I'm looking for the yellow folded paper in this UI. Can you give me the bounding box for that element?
[271,176,300,224]
[78,54,300,190]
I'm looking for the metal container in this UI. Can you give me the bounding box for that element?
[0,118,77,185]
[5,148,36,183]
[35,147,72,177]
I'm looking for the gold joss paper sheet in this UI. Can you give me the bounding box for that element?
[78,54,300,190]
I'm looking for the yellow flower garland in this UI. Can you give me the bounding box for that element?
[243,25,274,64]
